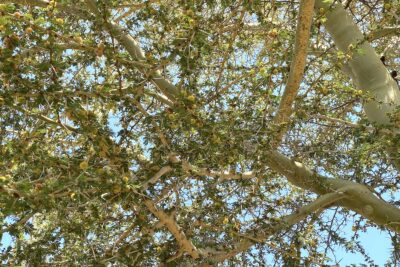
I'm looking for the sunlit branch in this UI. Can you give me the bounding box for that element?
[315,114,362,128]
[144,90,175,107]
[314,0,400,170]
[368,26,400,41]
[84,0,180,102]
[166,153,256,181]
[272,0,315,148]
[143,198,200,259]
[141,165,173,191]
[5,0,180,106]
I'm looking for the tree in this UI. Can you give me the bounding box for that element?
[0,0,399,265]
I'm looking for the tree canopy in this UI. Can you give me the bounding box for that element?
[0,0,399,265]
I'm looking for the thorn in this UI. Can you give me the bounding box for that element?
[380,55,386,65]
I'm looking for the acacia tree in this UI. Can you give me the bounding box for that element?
[0,0,399,265]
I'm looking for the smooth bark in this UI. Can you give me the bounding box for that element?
[265,150,400,233]
[315,0,400,169]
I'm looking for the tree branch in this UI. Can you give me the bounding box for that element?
[265,150,400,233]
[4,0,180,104]
[0,0,49,7]
[181,160,256,182]
[138,165,199,259]
[272,0,315,147]
[368,26,400,41]
[10,104,78,132]
[113,0,161,22]
[143,198,200,259]
[209,191,345,262]
[314,0,400,170]
[84,0,180,102]
[141,165,172,191]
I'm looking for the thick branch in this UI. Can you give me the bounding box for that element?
[265,150,400,233]
[272,0,315,147]
[143,199,200,259]
[84,0,179,102]
[138,166,199,258]
[141,166,172,191]
[314,0,400,170]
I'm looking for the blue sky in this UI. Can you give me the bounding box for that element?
[336,228,391,266]
[327,223,391,266]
